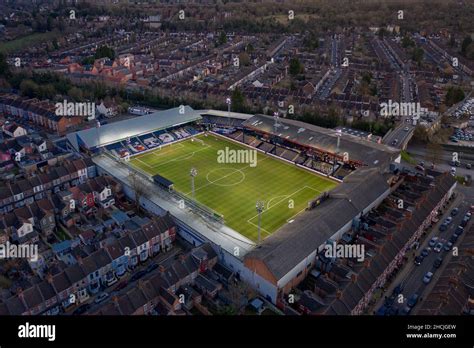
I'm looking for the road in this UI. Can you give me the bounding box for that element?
[373,189,473,315]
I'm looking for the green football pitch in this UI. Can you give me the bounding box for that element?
[129,134,338,242]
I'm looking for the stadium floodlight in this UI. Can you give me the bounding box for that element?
[190,167,198,198]
[226,97,231,117]
[255,200,265,245]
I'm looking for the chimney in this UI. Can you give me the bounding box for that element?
[159,265,165,273]
[336,289,342,299]
[179,254,186,263]
[77,255,83,265]
[46,273,53,284]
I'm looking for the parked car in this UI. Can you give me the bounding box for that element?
[72,304,91,315]
[454,226,464,237]
[423,272,434,284]
[429,237,438,247]
[407,294,419,308]
[94,292,110,304]
[439,223,448,232]
[114,280,128,291]
[445,216,453,225]
[146,262,159,273]
[421,248,430,257]
[434,256,443,268]
[451,208,459,216]
[434,242,443,253]
[401,305,412,315]
[449,234,458,244]
[443,242,453,251]
[414,256,423,266]
[130,270,147,282]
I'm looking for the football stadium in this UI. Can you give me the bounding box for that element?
[67,105,406,305]
[129,133,337,241]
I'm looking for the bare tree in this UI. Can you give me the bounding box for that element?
[426,142,443,167]
[128,171,148,213]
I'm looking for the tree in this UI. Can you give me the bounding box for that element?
[68,87,84,101]
[412,47,424,66]
[0,52,10,78]
[231,87,246,112]
[426,142,443,167]
[128,171,148,213]
[217,31,227,46]
[20,80,39,98]
[445,86,465,106]
[289,57,303,76]
[461,36,473,56]
[94,45,115,60]
[238,52,251,66]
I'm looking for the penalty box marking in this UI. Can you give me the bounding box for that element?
[247,186,322,226]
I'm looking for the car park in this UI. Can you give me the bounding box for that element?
[423,272,433,284]
[433,242,443,253]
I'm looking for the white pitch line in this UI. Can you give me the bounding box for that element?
[135,157,153,168]
[149,145,211,169]
[247,186,322,223]
[246,219,272,236]
[184,157,269,196]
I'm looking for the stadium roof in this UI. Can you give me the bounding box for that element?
[244,167,391,283]
[243,114,400,167]
[67,106,201,150]
[197,109,254,120]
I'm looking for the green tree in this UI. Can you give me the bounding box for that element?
[289,57,303,76]
[217,31,227,46]
[94,45,115,60]
[445,86,465,106]
[461,36,473,56]
[0,52,10,78]
[231,87,245,112]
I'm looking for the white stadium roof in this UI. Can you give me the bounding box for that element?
[67,105,201,150]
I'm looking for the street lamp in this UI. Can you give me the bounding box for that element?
[255,200,265,245]
[190,168,198,198]
[226,97,231,118]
